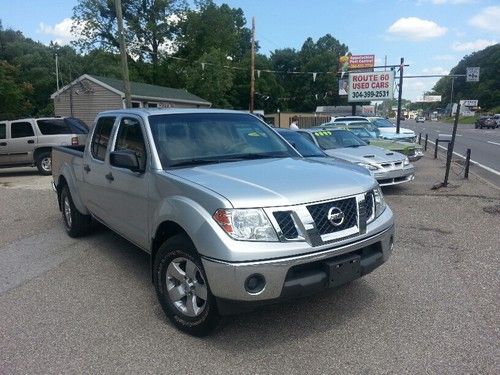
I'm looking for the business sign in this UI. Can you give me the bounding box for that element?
[338,79,348,96]
[348,72,394,102]
[466,67,480,82]
[422,95,442,103]
[349,55,375,70]
[460,99,478,107]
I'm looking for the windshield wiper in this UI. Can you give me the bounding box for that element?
[346,144,362,148]
[231,152,288,160]
[169,159,225,167]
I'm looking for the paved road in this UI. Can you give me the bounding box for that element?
[0,166,498,374]
[405,120,500,186]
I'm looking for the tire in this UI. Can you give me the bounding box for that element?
[36,151,52,175]
[153,234,220,336]
[60,185,91,238]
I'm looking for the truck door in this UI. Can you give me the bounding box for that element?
[7,121,37,164]
[81,116,117,222]
[104,116,150,249]
[0,122,8,165]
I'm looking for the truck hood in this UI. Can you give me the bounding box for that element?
[324,145,406,164]
[167,157,376,208]
[378,127,414,135]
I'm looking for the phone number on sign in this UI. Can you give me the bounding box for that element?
[351,91,390,99]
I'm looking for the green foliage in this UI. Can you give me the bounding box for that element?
[433,44,500,110]
[0,61,33,119]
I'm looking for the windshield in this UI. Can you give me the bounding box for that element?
[372,118,395,128]
[347,127,374,140]
[278,130,325,157]
[311,129,367,149]
[149,113,297,167]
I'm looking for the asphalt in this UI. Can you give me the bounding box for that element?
[0,161,499,374]
[404,119,500,187]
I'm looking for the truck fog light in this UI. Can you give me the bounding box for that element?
[245,274,266,294]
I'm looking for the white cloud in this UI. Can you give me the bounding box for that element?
[452,39,498,51]
[433,54,457,61]
[387,17,447,41]
[469,6,500,34]
[422,67,450,75]
[37,18,77,45]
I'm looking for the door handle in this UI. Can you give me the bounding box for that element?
[27,140,35,144]
[0,142,6,146]
[105,172,114,181]
[83,164,91,173]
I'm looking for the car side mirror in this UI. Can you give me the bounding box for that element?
[110,150,142,172]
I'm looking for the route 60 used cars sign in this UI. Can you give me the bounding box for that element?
[348,72,394,102]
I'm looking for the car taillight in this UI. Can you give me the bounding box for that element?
[71,137,79,146]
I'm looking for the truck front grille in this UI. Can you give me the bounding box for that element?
[307,197,357,235]
[364,192,374,220]
[273,211,299,239]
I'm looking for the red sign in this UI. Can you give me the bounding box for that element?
[348,55,375,70]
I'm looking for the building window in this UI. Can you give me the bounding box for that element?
[131,101,141,108]
[146,102,158,108]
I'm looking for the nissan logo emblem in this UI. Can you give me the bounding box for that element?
[327,206,345,227]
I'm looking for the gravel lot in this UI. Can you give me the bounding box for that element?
[1,160,499,374]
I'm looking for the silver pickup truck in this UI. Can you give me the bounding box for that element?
[52,109,395,336]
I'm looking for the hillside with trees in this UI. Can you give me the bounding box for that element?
[432,43,500,111]
[0,0,352,119]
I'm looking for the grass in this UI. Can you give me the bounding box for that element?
[441,116,476,125]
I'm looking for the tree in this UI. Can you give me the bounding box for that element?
[176,0,252,62]
[72,0,187,80]
[185,48,233,108]
[0,61,33,119]
[433,44,500,110]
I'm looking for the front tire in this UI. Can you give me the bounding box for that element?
[36,152,52,175]
[60,186,91,238]
[153,234,220,336]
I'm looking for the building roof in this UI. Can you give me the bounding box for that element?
[51,74,211,106]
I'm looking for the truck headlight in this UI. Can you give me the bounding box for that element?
[213,208,278,241]
[373,186,386,218]
[357,162,379,171]
[403,157,410,166]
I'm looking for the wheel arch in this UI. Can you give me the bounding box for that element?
[33,146,52,161]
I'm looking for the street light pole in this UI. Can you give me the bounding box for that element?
[249,16,256,113]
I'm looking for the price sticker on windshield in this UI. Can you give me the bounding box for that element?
[348,72,394,102]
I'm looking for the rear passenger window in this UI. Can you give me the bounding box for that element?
[37,119,72,135]
[0,123,5,139]
[114,117,147,170]
[91,117,115,161]
[11,122,34,138]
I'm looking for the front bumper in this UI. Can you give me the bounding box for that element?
[374,165,415,186]
[201,223,394,308]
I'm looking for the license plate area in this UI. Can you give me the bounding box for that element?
[324,254,361,287]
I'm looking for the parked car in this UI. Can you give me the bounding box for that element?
[493,114,500,127]
[332,116,416,143]
[416,116,425,123]
[297,128,415,186]
[326,121,424,161]
[52,109,395,336]
[0,117,89,174]
[475,116,497,129]
[275,128,374,175]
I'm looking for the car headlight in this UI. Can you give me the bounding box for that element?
[373,186,386,219]
[403,157,410,166]
[213,208,278,241]
[357,162,379,171]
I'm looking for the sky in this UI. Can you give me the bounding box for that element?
[0,0,499,101]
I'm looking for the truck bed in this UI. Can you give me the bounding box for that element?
[52,145,86,187]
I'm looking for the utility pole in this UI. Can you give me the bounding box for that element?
[444,102,460,186]
[55,53,60,91]
[249,16,255,113]
[396,57,404,134]
[449,76,455,114]
[115,0,132,108]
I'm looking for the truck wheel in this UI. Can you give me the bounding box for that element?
[60,186,91,238]
[36,152,52,175]
[153,234,220,336]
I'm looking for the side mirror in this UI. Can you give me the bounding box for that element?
[110,150,142,172]
[366,140,370,144]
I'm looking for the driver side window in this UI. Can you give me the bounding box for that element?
[114,117,147,170]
